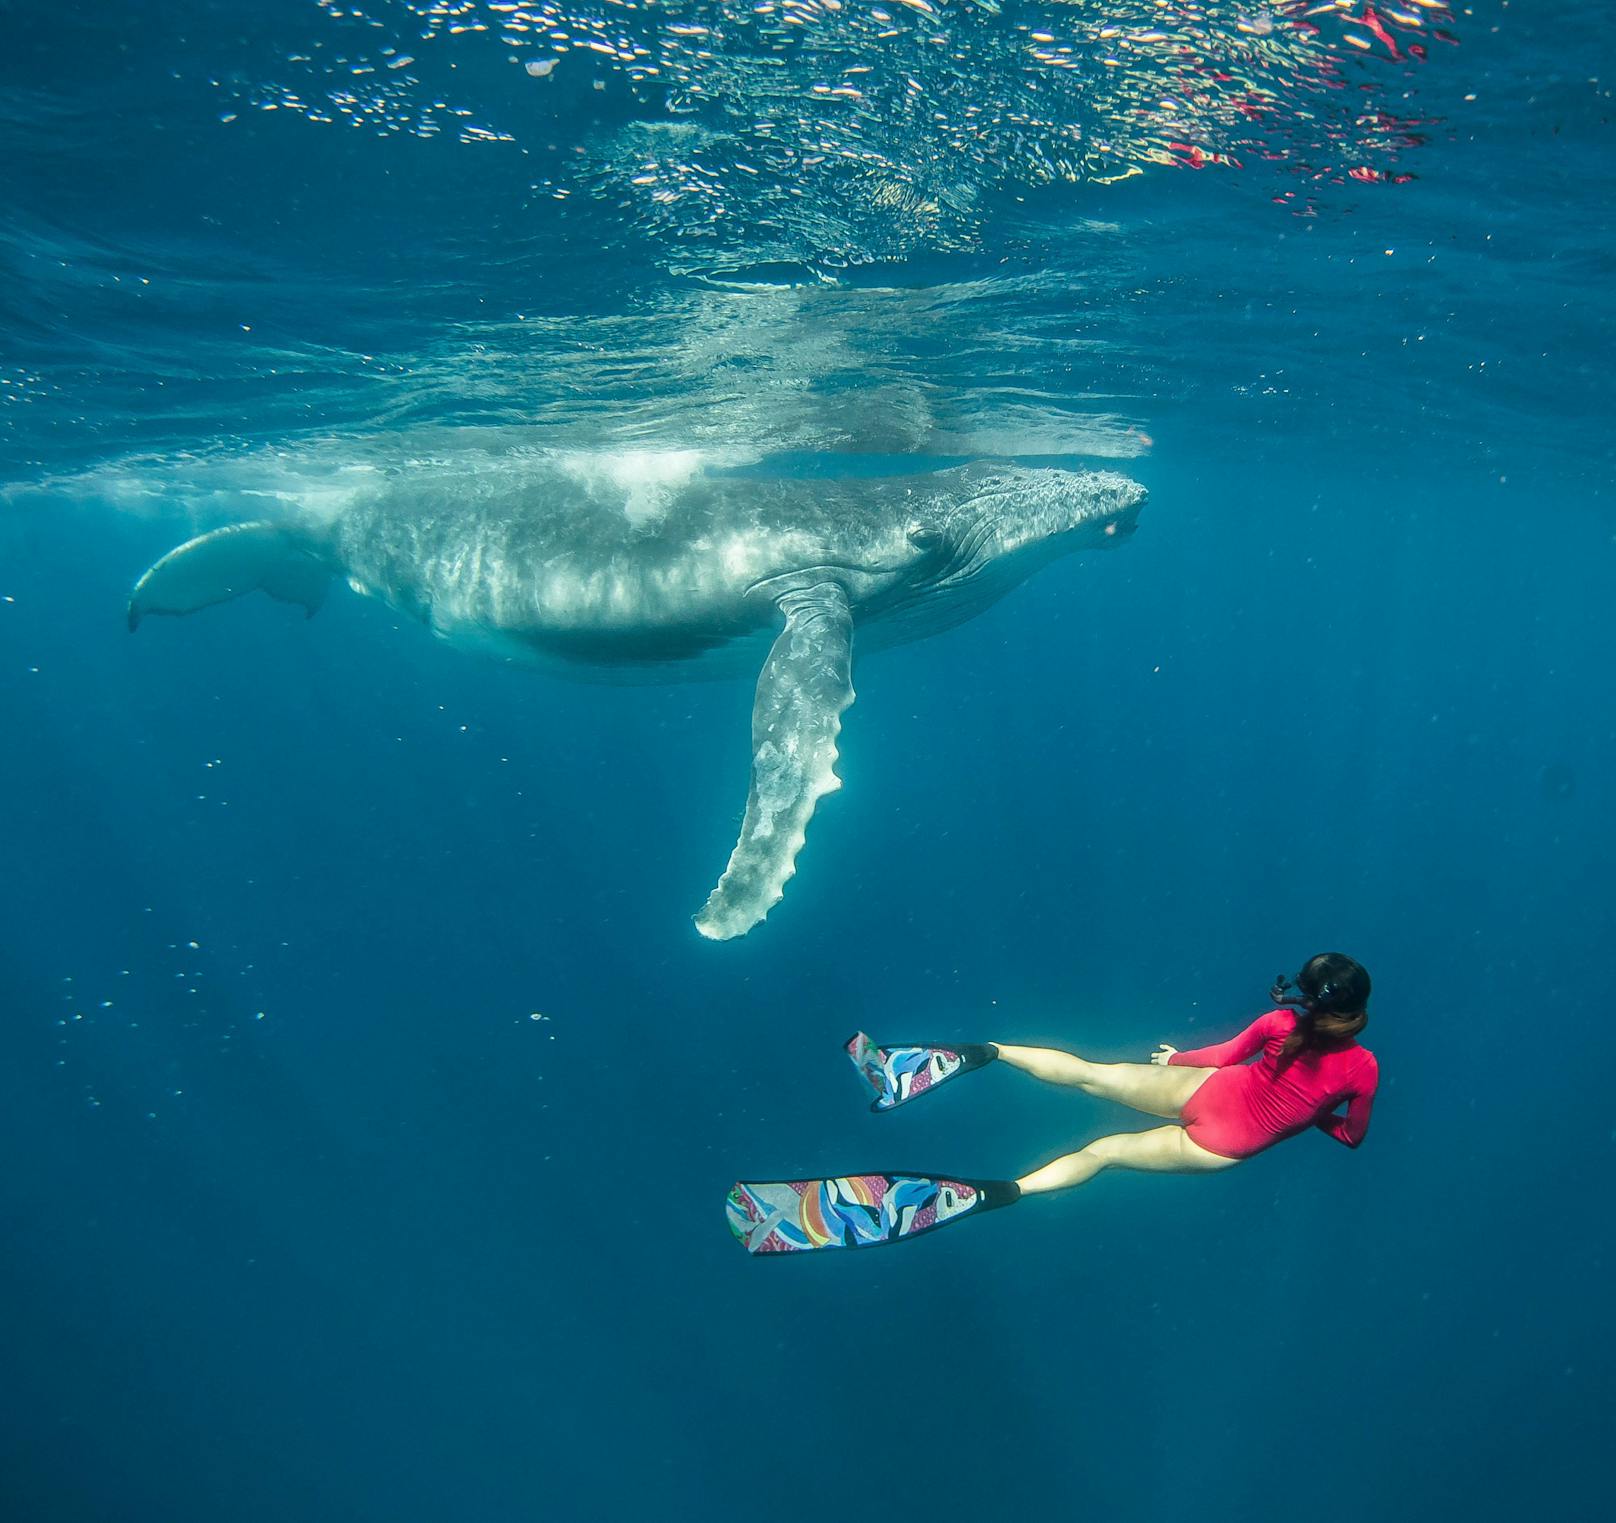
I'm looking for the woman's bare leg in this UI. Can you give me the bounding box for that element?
[1016,1125,1239,1196]
[995,1044,1215,1120]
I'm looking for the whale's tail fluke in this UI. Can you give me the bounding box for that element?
[128,522,332,632]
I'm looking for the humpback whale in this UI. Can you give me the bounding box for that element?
[129,454,1145,938]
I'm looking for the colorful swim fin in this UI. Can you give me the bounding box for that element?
[726,1172,1021,1255]
[845,1031,997,1112]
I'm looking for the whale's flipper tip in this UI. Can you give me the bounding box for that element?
[692,907,729,941]
[129,522,330,630]
[692,914,730,943]
[693,888,783,942]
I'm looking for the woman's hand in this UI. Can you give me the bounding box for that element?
[1150,1044,1178,1066]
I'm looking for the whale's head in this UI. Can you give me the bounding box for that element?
[916,462,1146,594]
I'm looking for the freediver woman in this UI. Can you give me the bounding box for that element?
[727,952,1380,1254]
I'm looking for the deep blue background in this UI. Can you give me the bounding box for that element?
[3,4,1613,1521]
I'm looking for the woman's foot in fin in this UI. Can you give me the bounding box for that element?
[727,1172,1021,1254]
[845,1031,998,1113]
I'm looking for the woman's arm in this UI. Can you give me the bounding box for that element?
[1315,1055,1380,1148]
[1162,1011,1282,1069]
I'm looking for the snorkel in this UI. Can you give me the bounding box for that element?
[1270,971,1340,1012]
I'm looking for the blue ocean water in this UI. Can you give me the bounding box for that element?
[2,3,1612,1520]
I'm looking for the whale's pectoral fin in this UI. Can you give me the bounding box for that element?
[695,581,855,941]
[128,522,331,632]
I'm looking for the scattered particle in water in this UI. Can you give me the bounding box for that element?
[1538,763,1577,801]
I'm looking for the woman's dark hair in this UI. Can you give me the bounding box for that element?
[1280,951,1370,1061]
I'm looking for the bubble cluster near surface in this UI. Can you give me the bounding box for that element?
[234,1,1458,261]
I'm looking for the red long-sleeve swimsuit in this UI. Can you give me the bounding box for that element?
[1169,1008,1379,1160]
